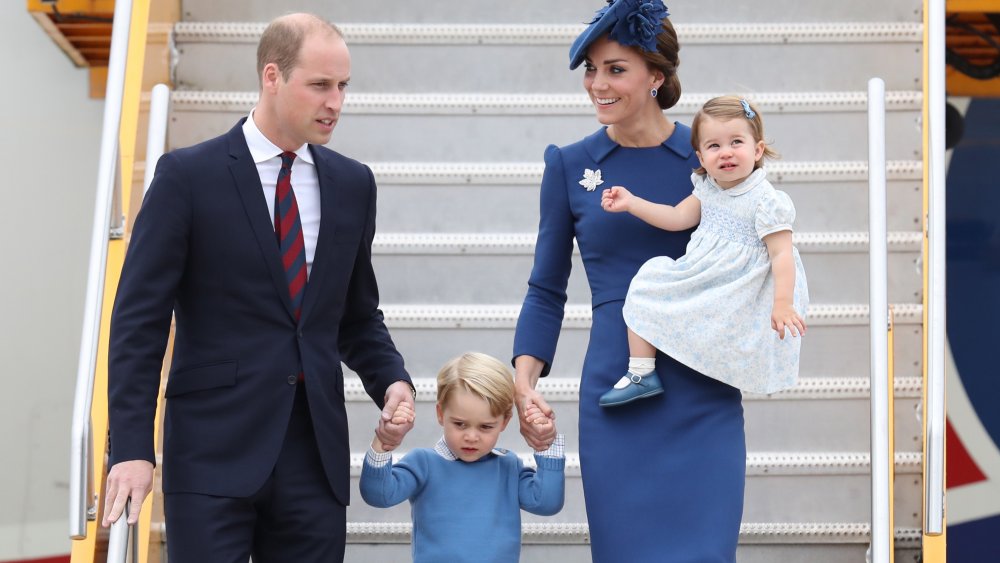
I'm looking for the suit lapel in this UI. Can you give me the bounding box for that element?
[298,146,338,326]
[227,123,297,322]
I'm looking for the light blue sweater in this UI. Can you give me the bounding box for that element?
[360,440,565,563]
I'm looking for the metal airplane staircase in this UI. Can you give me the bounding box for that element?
[68,0,951,562]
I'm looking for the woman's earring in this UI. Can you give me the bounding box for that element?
[650,88,658,98]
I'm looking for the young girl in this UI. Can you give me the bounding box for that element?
[360,352,565,563]
[598,96,809,406]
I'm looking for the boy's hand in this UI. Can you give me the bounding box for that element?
[601,186,633,213]
[376,381,416,452]
[524,403,556,451]
[771,303,806,339]
[389,401,415,425]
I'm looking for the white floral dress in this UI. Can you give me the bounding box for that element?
[623,168,809,394]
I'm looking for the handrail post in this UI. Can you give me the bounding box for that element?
[143,84,171,197]
[868,76,891,563]
[107,498,138,563]
[925,0,947,537]
[69,0,136,540]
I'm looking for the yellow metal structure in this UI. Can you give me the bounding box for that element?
[65,1,160,562]
[945,0,1000,96]
[922,2,948,562]
[27,1,116,96]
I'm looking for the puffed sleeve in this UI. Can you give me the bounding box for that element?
[512,145,575,376]
[754,188,797,240]
[690,172,712,202]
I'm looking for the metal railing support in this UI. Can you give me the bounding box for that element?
[143,84,171,197]
[868,76,892,563]
[107,499,138,563]
[925,0,947,537]
[69,0,136,540]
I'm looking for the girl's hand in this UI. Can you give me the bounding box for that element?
[601,186,633,213]
[771,302,806,339]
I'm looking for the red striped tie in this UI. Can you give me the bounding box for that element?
[274,151,307,320]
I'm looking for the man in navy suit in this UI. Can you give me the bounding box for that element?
[102,13,415,562]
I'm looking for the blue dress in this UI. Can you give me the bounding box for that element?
[514,126,746,562]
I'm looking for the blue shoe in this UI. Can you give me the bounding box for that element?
[599,372,664,407]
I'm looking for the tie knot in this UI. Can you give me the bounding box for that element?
[280,151,297,170]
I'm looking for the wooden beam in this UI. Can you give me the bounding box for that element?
[29,11,87,66]
[947,0,1000,12]
[946,66,1000,97]
[27,0,115,12]
[89,65,108,99]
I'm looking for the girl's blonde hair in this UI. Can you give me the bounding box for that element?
[690,96,779,176]
[436,352,515,418]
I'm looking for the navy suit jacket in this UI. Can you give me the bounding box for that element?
[108,120,409,505]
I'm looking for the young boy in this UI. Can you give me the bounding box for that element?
[360,352,565,563]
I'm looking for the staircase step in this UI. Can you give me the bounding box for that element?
[147,519,920,562]
[354,304,922,381]
[169,91,922,161]
[367,231,922,304]
[344,376,921,454]
[181,0,922,25]
[346,376,924,402]
[172,22,921,92]
[342,451,921,524]
[361,160,923,233]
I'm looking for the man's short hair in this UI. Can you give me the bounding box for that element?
[256,14,343,87]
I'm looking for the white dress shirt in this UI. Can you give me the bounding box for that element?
[242,110,321,276]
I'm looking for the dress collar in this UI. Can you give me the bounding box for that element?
[583,122,694,163]
[702,167,768,197]
[433,437,507,461]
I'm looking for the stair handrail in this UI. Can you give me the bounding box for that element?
[94,82,174,563]
[925,0,947,538]
[143,84,171,197]
[867,76,892,563]
[107,499,138,563]
[69,0,136,540]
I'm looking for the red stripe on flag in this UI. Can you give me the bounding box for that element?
[947,418,988,488]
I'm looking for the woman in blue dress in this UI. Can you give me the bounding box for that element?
[512,1,746,561]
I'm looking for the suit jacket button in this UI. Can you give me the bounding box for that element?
[287,375,297,385]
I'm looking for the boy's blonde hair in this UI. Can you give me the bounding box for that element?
[690,95,779,176]
[436,352,515,418]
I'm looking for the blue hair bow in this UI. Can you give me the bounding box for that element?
[740,99,756,119]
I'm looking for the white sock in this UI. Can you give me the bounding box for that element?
[614,357,656,389]
[628,357,656,376]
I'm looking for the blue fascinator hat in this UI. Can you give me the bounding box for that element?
[569,0,671,70]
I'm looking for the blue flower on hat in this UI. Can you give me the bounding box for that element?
[610,0,670,54]
[570,0,671,69]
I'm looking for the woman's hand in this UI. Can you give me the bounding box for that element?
[513,355,556,451]
[771,302,806,339]
[601,186,634,213]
